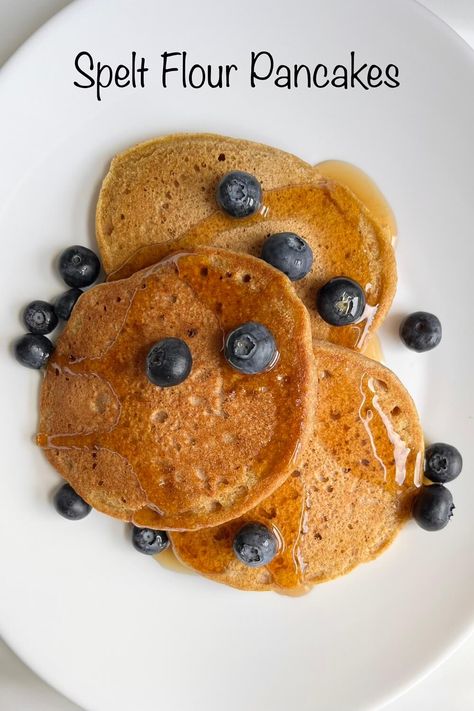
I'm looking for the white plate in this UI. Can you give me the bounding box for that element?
[1,1,473,710]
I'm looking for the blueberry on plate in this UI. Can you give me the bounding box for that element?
[233,523,278,567]
[146,338,192,387]
[261,232,313,281]
[23,300,58,335]
[425,443,463,483]
[399,311,442,352]
[412,484,454,531]
[15,333,54,369]
[58,245,101,288]
[132,526,169,555]
[216,170,262,218]
[225,322,277,375]
[316,277,366,326]
[53,483,91,520]
[55,288,83,320]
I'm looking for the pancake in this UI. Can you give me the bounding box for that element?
[171,342,424,592]
[96,133,324,275]
[111,182,396,350]
[37,248,316,530]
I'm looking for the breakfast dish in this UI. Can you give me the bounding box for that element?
[14,133,461,595]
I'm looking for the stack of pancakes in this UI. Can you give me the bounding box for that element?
[38,134,423,594]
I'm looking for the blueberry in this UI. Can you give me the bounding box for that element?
[233,523,278,567]
[412,484,454,531]
[23,300,58,335]
[216,171,262,218]
[225,322,277,375]
[146,338,192,387]
[55,288,83,320]
[53,483,91,520]
[425,443,462,483]
[58,245,101,288]
[261,232,313,281]
[132,526,169,555]
[399,312,442,352]
[316,277,366,326]
[15,333,54,369]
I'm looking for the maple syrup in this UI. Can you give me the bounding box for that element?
[155,547,192,575]
[315,160,397,246]
[361,334,384,363]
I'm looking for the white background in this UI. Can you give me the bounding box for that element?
[0,1,473,710]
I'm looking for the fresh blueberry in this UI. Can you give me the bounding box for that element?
[146,338,192,387]
[225,322,277,375]
[425,443,462,484]
[316,277,366,326]
[15,333,54,369]
[53,483,91,520]
[58,245,101,288]
[412,484,454,531]
[399,311,442,352]
[216,170,262,218]
[261,232,313,281]
[233,522,278,567]
[132,526,169,555]
[55,288,83,320]
[23,300,58,335]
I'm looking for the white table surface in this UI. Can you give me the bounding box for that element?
[1,1,473,710]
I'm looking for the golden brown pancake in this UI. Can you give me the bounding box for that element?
[96,133,324,274]
[171,342,424,592]
[111,182,396,350]
[37,248,316,530]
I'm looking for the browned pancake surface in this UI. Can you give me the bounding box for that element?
[96,133,323,274]
[38,249,315,530]
[111,183,396,350]
[171,343,423,591]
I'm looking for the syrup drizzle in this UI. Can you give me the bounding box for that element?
[315,160,397,247]
[361,333,384,363]
[413,451,423,488]
[358,381,389,481]
[369,382,410,486]
[358,374,417,490]
[352,303,379,350]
